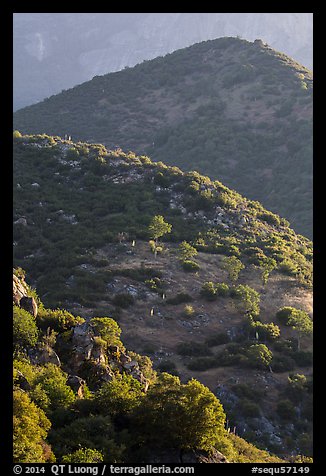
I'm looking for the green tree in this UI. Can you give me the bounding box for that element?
[94,374,143,416]
[232,284,260,319]
[179,241,198,261]
[13,390,53,463]
[252,321,280,341]
[49,415,124,463]
[287,311,313,350]
[246,344,273,369]
[90,317,123,349]
[33,364,76,411]
[276,307,312,349]
[132,373,226,451]
[260,257,277,286]
[148,215,172,243]
[276,307,297,325]
[221,256,245,282]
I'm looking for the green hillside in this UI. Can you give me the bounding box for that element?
[13,37,313,238]
[13,133,313,459]
[13,269,291,464]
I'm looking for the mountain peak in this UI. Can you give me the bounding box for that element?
[13,37,312,238]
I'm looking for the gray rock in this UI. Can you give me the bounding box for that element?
[14,217,27,226]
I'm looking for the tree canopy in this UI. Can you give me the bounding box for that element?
[148,215,172,242]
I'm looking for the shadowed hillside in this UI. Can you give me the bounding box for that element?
[13,37,313,238]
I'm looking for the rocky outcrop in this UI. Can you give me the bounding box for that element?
[13,273,38,317]
[13,273,29,305]
[70,322,149,390]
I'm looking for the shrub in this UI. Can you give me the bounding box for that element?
[89,317,123,348]
[205,333,230,347]
[271,355,296,373]
[273,339,297,354]
[157,360,177,372]
[49,415,124,462]
[200,281,217,300]
[37,308,84,332]
[183,305,195,317]
[182,260,200,272]
[221,256,245,281]
[276,307,312,349]
[112,293,135,308]
[215,282,230,297]
[278,260,298,276]
[246,344,273,369]
[258,211,281,226]
[13,130,22,139]
[251,321,281,341]
[292,351,313,367]
[33,364,76,411]
[231,384,264,402]
[62,448,104,463]
[232,284,260,319]
[276,307,296,325]
[13,390,53,463]
[94,374,143,416]
[145,277,162,291]
[13,305,39,349]
[176,341,212,357]
[187,356,218,371]
[277,400,296,420]
[239,399,261,417]
[179,241,198,261]
[166,293,193,305]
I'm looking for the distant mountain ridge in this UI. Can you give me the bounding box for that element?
[13,13,313,110]
[14,37,313,238]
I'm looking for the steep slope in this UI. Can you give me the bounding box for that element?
[13,37,313,238]
[13,269,290,463]
[13,13,313,110]
[13,133,313,458]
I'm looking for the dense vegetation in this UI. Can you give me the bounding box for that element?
[13,271,289,464]
[13,37,313,237]
[13,133,312,308]
[13,133,313,460]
